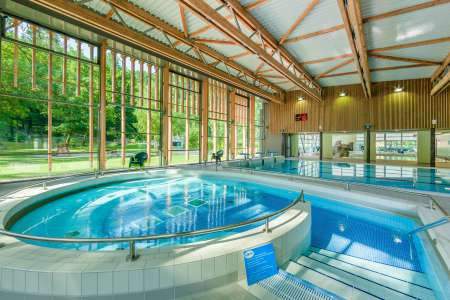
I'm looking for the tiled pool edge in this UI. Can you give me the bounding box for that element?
[0,170,311,299]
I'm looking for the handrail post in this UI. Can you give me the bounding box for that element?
[43,182,47,190]
[127,240,139,261]
[429,198,435,210]
[300,190,305,203]
[264,218,271,233]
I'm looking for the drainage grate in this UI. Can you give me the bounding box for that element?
[257,270,344,300]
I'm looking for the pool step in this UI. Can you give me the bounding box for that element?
[242,270,344,300]
[284,249,435,300]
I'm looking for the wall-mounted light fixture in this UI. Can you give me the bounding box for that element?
[394,86,404,93]
[339,91,347,97]
[297,96,305,101]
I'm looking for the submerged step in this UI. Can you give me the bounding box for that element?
[293,256,432,300]
[244,270,344,300]
[305,251,434,299]
[309,247,430,288]
[285,261,378,300]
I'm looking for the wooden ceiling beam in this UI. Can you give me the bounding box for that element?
[28,0,281,102]
[315,58,354,79]
[369,37,450,53]
[180,0,322,101]
[194,38,236,45]
[301,53,353,65]
[337,0,371,98]
[321,63,434,78]
[179,4,189,38]
[431,52,450,82]
[223,0,320,91]
[369,54,441,65]
[284,24,344,44]
[278,0,320,45]
[103,0,281,94]
[229,50,252,60]
[363,0,450,23]
[431,72,449,96]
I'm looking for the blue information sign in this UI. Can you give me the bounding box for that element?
[243,243,278,285]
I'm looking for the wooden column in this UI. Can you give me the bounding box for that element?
[99,41,107,170]
[62,36,67,95]
[13,20,19,88]
[229,90,236,159]
[184,78,190,161]
[89,45,94,168]
[76,41,81,96]
[31,25,37,90]
[249,95,255,157]
[47,32,53,173]
[130,58,135,106]
[121,54,127,167]
[111,49,116,103]
[146,64,153,166]
[201,78,209,162]
[162,65,170,166]
[139,61,144,107]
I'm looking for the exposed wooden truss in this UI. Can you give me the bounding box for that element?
[194,38,236,45]
[102,0,282,97]
[278,0,320,45]
[369,54,441,66]
[315,58,354,79]
[431,52,450,82]
[337,0,371,98]
[321,63,434,78]
[284,24,345,44]
[431,52,450,95]
[180,0,321,101]
[28,0,281,102]
[178,4,189,38]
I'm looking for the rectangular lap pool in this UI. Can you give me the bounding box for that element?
[228,159,450,194]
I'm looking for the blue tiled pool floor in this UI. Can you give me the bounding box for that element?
[310,197,422,272]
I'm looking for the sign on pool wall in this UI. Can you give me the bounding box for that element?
[243,243,278,285]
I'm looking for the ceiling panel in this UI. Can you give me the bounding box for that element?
[318,74,361,87]
[371,65,436,82]
[360,0,430,18]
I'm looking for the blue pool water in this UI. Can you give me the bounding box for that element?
[307,195,422,272]
[230,159,450,194]
[9,175,297,250]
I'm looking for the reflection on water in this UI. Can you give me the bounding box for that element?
[10,175,297,250]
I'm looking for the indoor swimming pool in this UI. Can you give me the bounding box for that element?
[8,174,298,250]
[229,159,450,194]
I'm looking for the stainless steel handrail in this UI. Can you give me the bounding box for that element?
[0,190,305,261]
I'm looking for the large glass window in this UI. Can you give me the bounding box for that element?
[104,50,161,169]
[298,133,320,158]
[254,97,265,156]
[0,16,99,180]
[234,94,249,159]
[436,131,450,167]
[331,133,365,160]
[208,79,228,161]
[376,131,417,161]
[168,73,200,164]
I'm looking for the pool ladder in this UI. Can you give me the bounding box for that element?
[408,216,449,237]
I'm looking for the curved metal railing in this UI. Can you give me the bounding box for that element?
[0,190,305,260]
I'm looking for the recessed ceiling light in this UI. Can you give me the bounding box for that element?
[339,91,347,97]
[394,87,404,93]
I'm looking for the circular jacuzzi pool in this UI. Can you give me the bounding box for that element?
[7,173,299,250]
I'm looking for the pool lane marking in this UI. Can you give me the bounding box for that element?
[308,249,431,290]
[300,256,421,299]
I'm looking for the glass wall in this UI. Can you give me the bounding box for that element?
[436,130,450,167]
[168,73,200,164]
[331,133,365,160]
[298,133,320,159]
[376,131,417,162]
[254,97,265,156]
[207,79,228,161]
[0,16,99,180]
[104,50,161,169]
[234,94,249,159]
